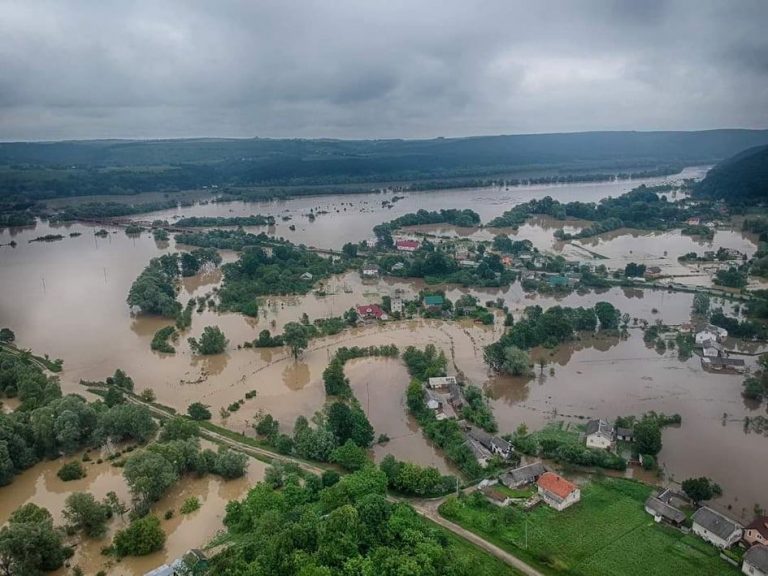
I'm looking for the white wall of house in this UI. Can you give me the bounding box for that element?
[539,487,581,511]
[692,523,742,548]
[586,434,612,450]
[743,560,768,576]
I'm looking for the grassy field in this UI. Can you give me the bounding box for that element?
[427,520,524,576]
[439,478,739,576]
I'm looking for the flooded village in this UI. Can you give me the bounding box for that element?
[2,166,768,575]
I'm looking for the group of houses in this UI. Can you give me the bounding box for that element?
[643,488,768,575]
[695,326,746,374]
[488,460,581,511]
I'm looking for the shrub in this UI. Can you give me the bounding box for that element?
[112,515,166,557]
[180,497,200,515]
[57,461,87,482]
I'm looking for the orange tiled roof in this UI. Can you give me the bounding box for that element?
[537,472,577,499]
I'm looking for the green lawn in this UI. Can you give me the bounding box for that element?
[440,478,739,576]
[429,521,523,576]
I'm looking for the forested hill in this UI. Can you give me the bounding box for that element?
[2,129,768,200]
[695,144,768,202]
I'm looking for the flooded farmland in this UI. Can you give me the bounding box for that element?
[2,165,768,574]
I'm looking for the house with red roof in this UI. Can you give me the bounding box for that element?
[536,472,580,511]
[356,304,387,321]
[395,239,420,252]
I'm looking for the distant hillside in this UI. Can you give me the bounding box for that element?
[695,145,768,202]
[2,129,768,201]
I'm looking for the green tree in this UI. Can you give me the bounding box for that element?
[501,346,531,376]
[188,326,228,355]
[112,515,166,557]
[212,447,249,479]
[0,328,15,344]
[254,413,279,440]
[0,504,68,575]
[159,417,199,442]
[327,402,374,448]
[283,322,309,359]
[57,460,86,481]
[330,440,369,471]
[187,402,212,420]
[123,451,178,510]
[682,477,722,503]
[63,492,111,538]
[634,416,662,456]
[693,293,711,316]
[595,301,621,330]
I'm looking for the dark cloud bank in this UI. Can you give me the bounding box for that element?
[1,0,766,141]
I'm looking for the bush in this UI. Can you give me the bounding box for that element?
[112,515,166,557]
[187,402,212,420]
[57,461,87,482]
[180,497,200,514]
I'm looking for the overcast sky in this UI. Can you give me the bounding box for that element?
[1,0,766,141]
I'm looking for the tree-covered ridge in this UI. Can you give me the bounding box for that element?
[695,144,768,202]
[211,465,516,576]
[487,185,701,238]
[2,130,767,202]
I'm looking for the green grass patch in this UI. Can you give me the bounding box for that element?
[495,485,535,499]
[439,478,738,576]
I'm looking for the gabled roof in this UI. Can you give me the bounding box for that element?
[745,545,768,571]
[585,419,614,439]
[747,516,768,540]
[692,507,742,540]
[502,462,546,486]
[537,472,577,499]
[645,496,686,524]
[396,239,420,249]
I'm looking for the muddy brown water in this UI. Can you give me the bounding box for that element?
[1,165,766,558]
[0,446,265,576]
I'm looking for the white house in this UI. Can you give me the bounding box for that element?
[695,331,719,345]
[692,507,743,548]
[300,272,313,281]
[537,472,581,511]
[743,545,768,576]
[585,419,615,450]
[361,264,379,278]
[428,376,457,389]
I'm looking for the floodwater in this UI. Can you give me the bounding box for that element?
[1,164,766,547]
[123,166,709,249]
[0,446,266,576]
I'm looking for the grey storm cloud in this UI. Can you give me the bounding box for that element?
[0,0,766,140]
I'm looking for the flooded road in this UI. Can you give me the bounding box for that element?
[1,164,766,557]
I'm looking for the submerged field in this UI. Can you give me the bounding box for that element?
[439,478,738,576]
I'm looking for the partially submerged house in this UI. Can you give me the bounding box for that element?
[701,356,746,373]
[361,263,379,278]
[616,427,634,442]
[645,495,686,526]
[422,294,445,311]
[428,376,457,390]
[692,506,743,549]
[500,461,546,489]
[644,266,663,280]
[465,437,492,468]
[424,389,447,420]
[395,239,420,252]
[585,419,615,450]
[745,516,768,548]
[356,304,387,321]
[537,472,580,511]
[743,545,768,576]
[468,428,514,460]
